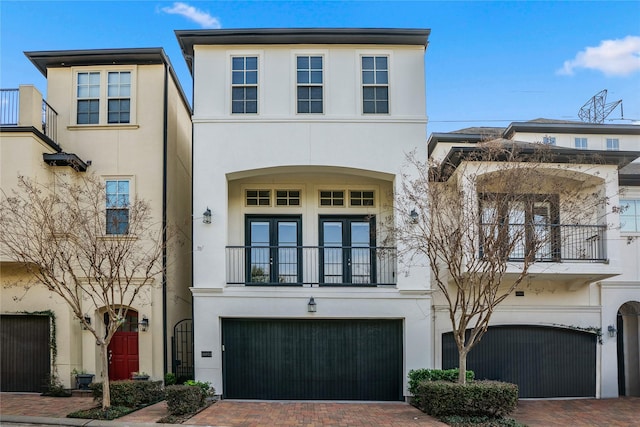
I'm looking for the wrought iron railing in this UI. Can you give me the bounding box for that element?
[0,88,19,125]
[0,88,58,143]
[480,223,607,262]
[226,245,397,286]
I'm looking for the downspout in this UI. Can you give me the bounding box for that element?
[189,53,196,378]
[162,62,169,376]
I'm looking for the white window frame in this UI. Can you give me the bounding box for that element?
[295,54,324,114]
[620,199,640,233]
[606,138,619,151]
[230,55,259,114]
[72,66,136,126]
[542,136,556,146]
[574,137,588,149]
[104,177,132,235]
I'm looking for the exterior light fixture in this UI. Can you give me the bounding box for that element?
[410,208,419,223]
[139,315,149,332]
[307,297,317,313]
[608,325,616,337]
[203,207,212,224]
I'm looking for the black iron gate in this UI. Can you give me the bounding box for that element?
[171,319,193,383]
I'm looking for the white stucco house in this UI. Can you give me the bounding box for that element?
[428,119,640,399]
[176,28,432,400]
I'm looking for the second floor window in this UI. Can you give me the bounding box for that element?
[606,138,619,151]
[620,199,639,232]
[542,136,556,145]
[575,137,588,149]
[362,56,389,114]
[232,56,258,114]
[107,72,131,123]
[106,180,130,235]
[297,56,323,114]
[77,72,100,124]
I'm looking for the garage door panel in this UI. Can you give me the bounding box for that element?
[223,319,402,400]
[442,325,596,398]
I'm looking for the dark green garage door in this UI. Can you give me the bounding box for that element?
[442,325,596,398]
[222,319,403,400]
[1,315,51,392]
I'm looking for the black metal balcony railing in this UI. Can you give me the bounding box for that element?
[1,88,58,142]
[226,246,397,286]
[481,223,607,262]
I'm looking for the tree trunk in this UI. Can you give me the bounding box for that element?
[458,350,468,384]
[100,343,111,410]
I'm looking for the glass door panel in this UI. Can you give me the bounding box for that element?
[533,202,552,260]
[322,222,343,284]
[277,222,299,283]
[350,222,372,284]
[249,221,270,283]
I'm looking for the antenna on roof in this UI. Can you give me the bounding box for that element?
[578,89,623,124]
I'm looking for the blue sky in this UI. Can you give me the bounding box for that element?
[1,1,639,133]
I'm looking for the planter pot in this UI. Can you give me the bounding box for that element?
[75,373,94,390]
[132,375,149,381]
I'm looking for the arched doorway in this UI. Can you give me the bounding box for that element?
[106,310,139,381]
[617,301,640,396]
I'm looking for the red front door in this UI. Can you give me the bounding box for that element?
[107,311,139,380]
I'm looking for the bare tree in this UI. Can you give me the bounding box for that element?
[0,173,164,409]
[392,141,609,383]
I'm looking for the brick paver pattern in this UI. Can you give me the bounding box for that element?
[0,393,95,418]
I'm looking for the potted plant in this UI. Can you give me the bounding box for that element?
[71,368,94,390]
[131,371,150,381]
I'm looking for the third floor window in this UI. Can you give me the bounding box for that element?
[297,55,323,114]
[362,56,389,114]
[76,70,131,125]
[232,56,258,114]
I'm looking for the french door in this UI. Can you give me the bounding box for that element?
[245,216,302,285]
[320,216,376,285]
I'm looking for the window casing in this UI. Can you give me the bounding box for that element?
[620,199,640,232]
[107,71,131,124]
[362,56,389,114]
[232,56,258,114]
[575,137,588,149]
[296,55,323,114]
[606,138,619,151]
[246,190,271,206]
[77,72,100,124]
[350,191,375,207]
[320,191,345,207]
[276,190,301,206]
[543,136,556,145]
[106,180,130,235]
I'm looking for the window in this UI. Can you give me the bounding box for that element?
[77,72,100,124]
[606,138,619,151]
[362,56,388,114]
[350,191,375,206]
[276,190,301,206]
[232,56,258,114]
[107,72,131,123]
[320,191,345,206]
[543,136,556,145]
[106,180,130,235]
[575,137,588,149]
[246,190,271,206]
[296,56,323,113]
[620,199,640,232]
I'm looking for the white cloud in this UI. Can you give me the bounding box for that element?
[557,35,640,77]
[161,2,221,29]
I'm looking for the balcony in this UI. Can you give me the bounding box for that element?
[226,246,397,286]
[0,87,58,143]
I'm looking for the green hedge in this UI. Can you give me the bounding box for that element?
[414,380,518,417]
[408,368,475,394]
[165,385,205,415]
[90,380,164,407]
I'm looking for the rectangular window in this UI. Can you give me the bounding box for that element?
[246,190,271,206]
[320,191,344,207]
[606,138,619,151]
[232,56,258,114]
[620,199,640,232]
[362,56,388,114]
[297,56,323,114]
[350,191,375,206]
[543,136,556,145]
[575,137,588,149]
[77,72,100,124]
[276,190,301,206]
[107,71,131,123]
[106,180,130,235]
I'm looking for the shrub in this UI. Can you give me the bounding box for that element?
[439,415,526,427]
[165,384,205,415]
[408,368,475,408]
[184,379,215,399]
[164,372,177,386]
[90,380,164,407]
[414,380,518,417]
[68,406,134,420]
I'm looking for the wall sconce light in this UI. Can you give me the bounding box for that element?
[82,314,91,330]
[608,325,616,337]
[307,297,317,313]
[409,208,419,223]
[139,315,149,332]
[203,207,212,224]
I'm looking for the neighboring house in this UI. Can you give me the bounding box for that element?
[0,48,193,391]
[427,119,640,398]
[176,28,432,400]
